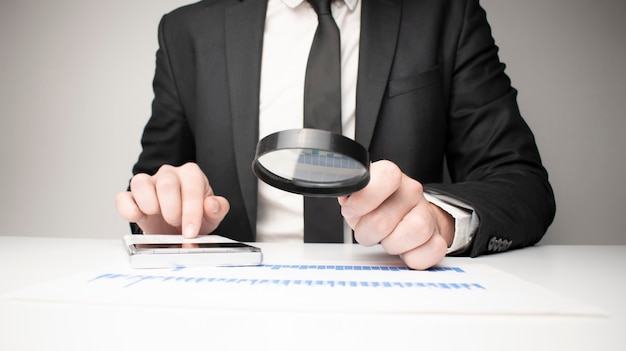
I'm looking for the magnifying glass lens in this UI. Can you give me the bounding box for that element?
[252,129,370,197]
[257,148,365,183]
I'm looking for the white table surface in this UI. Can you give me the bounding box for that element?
[0,235,624,351]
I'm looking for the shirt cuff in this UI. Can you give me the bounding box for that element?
[423,192,479,254]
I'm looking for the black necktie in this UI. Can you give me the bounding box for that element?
[303,0,344,243]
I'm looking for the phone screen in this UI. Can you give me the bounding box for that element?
[134,242,256,249]
[131,242,261,255]
[123,235,263,268]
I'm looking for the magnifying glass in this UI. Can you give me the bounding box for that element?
[252,128,370,197]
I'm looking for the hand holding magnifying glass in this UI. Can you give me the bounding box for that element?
[252,128,370,197]
[253,128,455,270]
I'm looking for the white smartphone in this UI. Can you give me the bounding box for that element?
[123,234,263,269]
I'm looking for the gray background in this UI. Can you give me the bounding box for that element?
[1,0,624,245]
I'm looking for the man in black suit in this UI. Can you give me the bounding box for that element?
[116,0,555,269]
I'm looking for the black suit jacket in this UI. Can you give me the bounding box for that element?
[132,0,556,257]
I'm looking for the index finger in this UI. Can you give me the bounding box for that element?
[178,163,212,238]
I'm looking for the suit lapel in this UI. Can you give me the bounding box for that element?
[356,0,401,149]
[225,0,268,235]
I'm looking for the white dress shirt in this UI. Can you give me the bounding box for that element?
[256,0,475,253]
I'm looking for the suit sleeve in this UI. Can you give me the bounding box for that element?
[424,0,556,257]
[131,14,196,177]
[127,14,197,234]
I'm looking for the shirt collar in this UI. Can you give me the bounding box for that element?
[282,0,358,11]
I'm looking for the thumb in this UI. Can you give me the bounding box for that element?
[201,196,230,233]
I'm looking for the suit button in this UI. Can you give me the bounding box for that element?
[503,240,510,251]
[488,237,497,251]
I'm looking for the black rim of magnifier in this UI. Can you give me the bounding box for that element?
[252,128,370,197]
